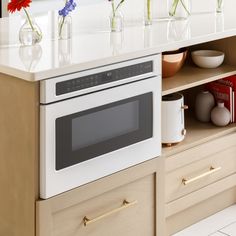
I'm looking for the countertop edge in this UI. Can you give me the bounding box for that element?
[2,28,236,82]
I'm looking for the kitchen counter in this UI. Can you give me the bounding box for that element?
[1,11,236,81]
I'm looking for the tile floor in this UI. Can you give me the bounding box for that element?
[173,205,236,236]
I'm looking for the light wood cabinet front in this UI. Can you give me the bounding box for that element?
[165,132,236,203]
[36,158,165,236]
[55,176,154,236]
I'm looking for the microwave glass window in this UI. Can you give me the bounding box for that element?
[72,101,139,151]
[56,93,153,170]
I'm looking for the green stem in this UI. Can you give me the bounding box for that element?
[180,0,190,15]
[169,0,179,16]
[147,0,151,21]
[59,16,65,38]
[111,1,115,17]
[111,1,116,29]
[111,0,124,17]
[110,0,124,30]
[169,0,190,17]
[115,0,124,12]
[59,0,70,38]
[217,0,223,9]
[23,8,42,39]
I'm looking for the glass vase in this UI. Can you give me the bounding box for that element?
[19,18,42,46]
[168,0,191,20]
[216,0,224,13]
[215,12,224,32]
[58,15,72,40]
[58,39,72,66]
[144,0,152,25]
[110,10,124,32]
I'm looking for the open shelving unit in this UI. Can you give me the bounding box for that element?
[162,62,236,157]
[162,64,236,96]
[162,114,236,157]
[163,37,236,235]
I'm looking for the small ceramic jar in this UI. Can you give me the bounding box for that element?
[195,91,215,122]
[211,102,231,126]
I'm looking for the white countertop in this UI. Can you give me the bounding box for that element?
[1,11,236,81]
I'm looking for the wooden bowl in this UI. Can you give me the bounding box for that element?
[162,48,188,78]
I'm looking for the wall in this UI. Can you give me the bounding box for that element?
[2,0,236,30]
[27,0,234,31]
[2,0,229,17]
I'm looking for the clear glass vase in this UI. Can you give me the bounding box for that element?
[168,0,191,20]
[216,0,224,13]
[110,10,124,32]
[58,15,72,40]
[215,12,224,32]
[144,0,152,25]
[19,18,42,46]
[58,39,72,66]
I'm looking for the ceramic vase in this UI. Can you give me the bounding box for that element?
[211,102,231,126]
[195,91,215,122]
[19,18,42,46]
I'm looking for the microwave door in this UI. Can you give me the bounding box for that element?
[55,92,153,170]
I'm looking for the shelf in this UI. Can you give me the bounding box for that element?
[162,64,236,96]
[162,114,236,157]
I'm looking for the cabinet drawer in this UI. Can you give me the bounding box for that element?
[166,133,236,203]
[37,175,156,236]
[166,186,236,235]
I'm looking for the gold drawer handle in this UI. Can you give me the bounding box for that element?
[83,200,138,226]
[182,166,222,186]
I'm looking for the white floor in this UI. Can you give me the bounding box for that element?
[173,205,236,236]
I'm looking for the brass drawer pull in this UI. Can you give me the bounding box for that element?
[182,166,222,185]
[83,200,138,226]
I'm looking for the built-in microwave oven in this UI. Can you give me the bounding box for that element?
[40,55,162,199]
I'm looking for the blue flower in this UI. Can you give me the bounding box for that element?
[59,0,77,17]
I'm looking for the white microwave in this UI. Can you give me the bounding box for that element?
[40,55,162,199]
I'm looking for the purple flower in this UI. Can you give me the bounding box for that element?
[59,0,77,17]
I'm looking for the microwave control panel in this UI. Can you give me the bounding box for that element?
[56,61,153,95]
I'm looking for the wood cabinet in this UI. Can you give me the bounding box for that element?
[0,73,165,236]
[36,158,165,236]
[165,131,236,235]
[1,34,236,236]
[162,36,236,235]
[166,132,236,203]
[0,74,39,236]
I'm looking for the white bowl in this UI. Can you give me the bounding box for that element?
[191,50,225,69]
